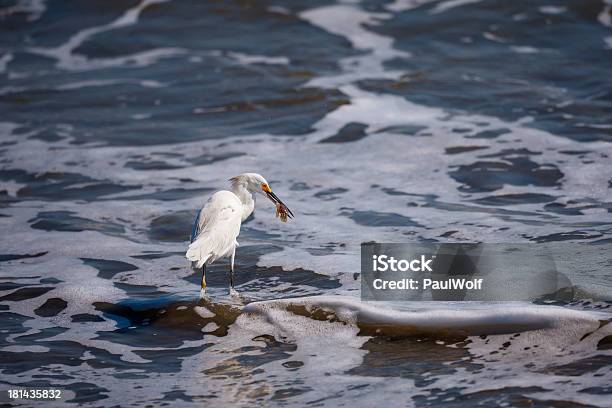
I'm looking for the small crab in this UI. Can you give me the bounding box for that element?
[275,202,293,222]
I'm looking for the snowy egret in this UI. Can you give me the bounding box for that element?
[186,173,293,294]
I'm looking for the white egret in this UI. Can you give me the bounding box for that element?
[186,172,293,294]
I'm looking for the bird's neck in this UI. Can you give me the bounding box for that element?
[231,183,255,221]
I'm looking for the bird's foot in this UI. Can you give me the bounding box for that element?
[229,287,240,298]
[199,287,207,299]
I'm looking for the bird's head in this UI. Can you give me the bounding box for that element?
[230,173,294,220]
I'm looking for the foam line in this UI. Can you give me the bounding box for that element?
[27,0,181,71]
[431,0,484,14]
[299,4,410,88]
[0,0,46,21]
[242,295,605,336]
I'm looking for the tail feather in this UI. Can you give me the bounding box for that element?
[186,231,235,268]
[186,237,212,268]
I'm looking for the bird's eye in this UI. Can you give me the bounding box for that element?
[261,183,271,193]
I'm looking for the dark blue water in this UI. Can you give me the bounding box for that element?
[1,0,611,406]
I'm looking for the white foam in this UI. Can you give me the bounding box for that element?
[539,5,567,15]
[0,0,46,21]
[27,0,184,71]
[386,0,436,13]
[194,306,215,319]
[444,319,612,407]
[208,295,612,406]
[243,295,607,336]
[192,297,395,407]
[431,0,484,14]
[267,5,291,15]
[312,84,444,138]
[0,53,13,73]
[300,4,410,88]
[483,31,509,43]
[2,345,49,353]
[55,79,123,91]
[511,45,539,54]
[226,51,289,66]
[53,78,165,91]
[599,5,611,27]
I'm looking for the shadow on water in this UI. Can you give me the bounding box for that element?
[88,256,342,349]
[94,295,244,348]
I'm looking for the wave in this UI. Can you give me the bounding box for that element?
[241,295,610,337]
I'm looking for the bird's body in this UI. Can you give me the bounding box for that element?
[187,190,244,268]
[185,173,293,294]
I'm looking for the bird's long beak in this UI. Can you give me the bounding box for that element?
[266,190,294,218]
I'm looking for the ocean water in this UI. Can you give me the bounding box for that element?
[1,0,611,406]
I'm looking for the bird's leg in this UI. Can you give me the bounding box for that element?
[229,248,236,290]
[201,264,207,291]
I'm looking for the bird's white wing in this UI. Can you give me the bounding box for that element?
[186,191,242,268]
